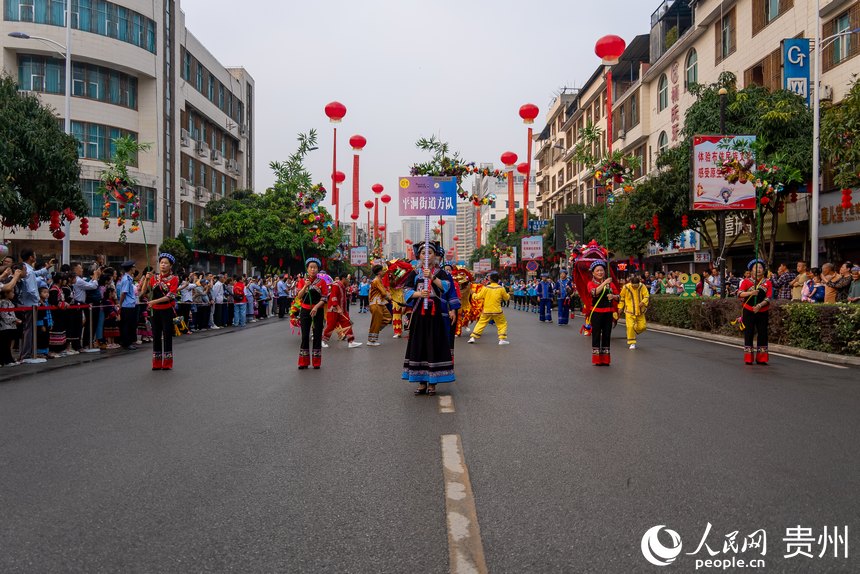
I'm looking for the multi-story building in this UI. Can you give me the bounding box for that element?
[2,0,254,264]
[455,202,477,262]
[535,0,860,264]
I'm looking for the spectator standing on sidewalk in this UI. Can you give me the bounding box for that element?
[801,268,825,302]
[790,261,808,301]
[276,274,289,319]
[17,250,51,360]
[211,274,225,327]
[848,266,860,303]
[117,261,138,350]
[772,263,796,300]
[0,288,21,366]
[232,275,247,327]
[827,261,854,302]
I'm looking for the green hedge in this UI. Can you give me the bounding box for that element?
[644,296,860,356]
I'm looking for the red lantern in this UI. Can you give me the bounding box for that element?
[63,208,76,222]
[453,235,459,241]
[519,103,539,124]
[279,258,284,267]
[220,255,226,265]
[760,196,770,205]
[364,200,374,210]
[380,194,391,205]
[841,188,853,209]
[595,35,627,65]
[79,217,89,236]
[324,101,347,123]
[372,183,383,195]
[652,214,659,227]
[263,256,269,263]
[790,191,798,203]
[438,219,446,226]
[349,135,366,151]
[350,213,359,221]
[681,215,689,228]
[405,239,413,245]
[193,251,199,260]
[516,162,529,175]
[237,257,242,265]
[630,224,637,230]
[500,151,518,166]
[378,225,386,232]
[333,171,346,184]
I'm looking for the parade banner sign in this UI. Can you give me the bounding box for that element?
[692,135,757,210]
[350,246,368,265]
[499,247,517,267]
[398,177,458,216]
[521,236,543,260]
[528,219,549,233]
[475,258,492,273]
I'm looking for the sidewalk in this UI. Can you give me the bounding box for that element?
[0,317,285,384]
[621,319,860,368]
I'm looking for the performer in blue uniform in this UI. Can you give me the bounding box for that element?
[402,241,457,395]
[537,273,554,322]
[555,269,573,325]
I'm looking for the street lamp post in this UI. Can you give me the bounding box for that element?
[10,1,72,264]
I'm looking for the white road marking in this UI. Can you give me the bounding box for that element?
[439,395,455,413]
[652,329,849,370]
[441,435,488,574]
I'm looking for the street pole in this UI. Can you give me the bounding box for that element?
[811,0,821,269]
[62,0,72,265]
[718,87,728,299]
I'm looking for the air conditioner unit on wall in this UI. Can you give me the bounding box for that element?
[820,85,833,102]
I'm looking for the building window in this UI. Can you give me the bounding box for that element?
[17,55,137,110]
[716,8,736,63]
[183,50,191,80]
[196,64,203,92]
[5,0,156,53]
[658,131,669,154]
[658,74,669,111]
[754,0,794,35]
[834,13,852,64]
[685,49,698,90]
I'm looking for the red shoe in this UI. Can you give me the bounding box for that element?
[744,347,754,365]
[162,355,173,370]
[152,354,162,370]
[298,351,310,369]
[592,350,601,365]
[601,353,611,366]
[756,348,769,365]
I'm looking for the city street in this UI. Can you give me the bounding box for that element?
[1,308,858,573]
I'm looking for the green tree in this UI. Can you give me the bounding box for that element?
[821,76,860,190]
[628,72,812,264]
[195,131,340,268]
[0,74,85,228]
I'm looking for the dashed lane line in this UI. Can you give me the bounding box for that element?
[439,395,455,413]
[441,434,488,574]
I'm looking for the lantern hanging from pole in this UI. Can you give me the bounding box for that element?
[333,171,346,184]
[516,162,529,175]
[453,236,459,242]
[350,213,359,221]
[378,225,386,232]
[594,35,626,65]
[438,219,445,226]
[519,103,539,125]
[500,151,518,167]
[349,135,366,151]
[324,101,347,122]
[279,258,284,268]
[681,215,689,228]
[372,183,383,195]
[380,194,391,205]
[841,188,853,209]
[220,255,226,265]
[364,200,374,210]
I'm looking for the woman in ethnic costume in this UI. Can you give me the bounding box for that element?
[402,241,457,396]
[147,253,180,370]
[737,258,773,365]
[586,260,619,365]
[295,257,329,369]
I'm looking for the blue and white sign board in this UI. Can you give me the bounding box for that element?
[528,219,549,233]
[783,38,810,104]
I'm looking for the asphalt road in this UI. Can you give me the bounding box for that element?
[1,306,858,573]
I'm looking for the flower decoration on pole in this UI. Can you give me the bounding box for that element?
[99,136,151,243]
[491,243,514,259]
[299,183,333,245]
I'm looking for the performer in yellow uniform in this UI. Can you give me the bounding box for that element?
[467,271,510,345]
[618,275,649,350]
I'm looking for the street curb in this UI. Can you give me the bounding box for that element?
[0,317,285,384]
[634,321,860,367]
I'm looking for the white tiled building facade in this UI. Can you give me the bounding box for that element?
[1,0,254,264]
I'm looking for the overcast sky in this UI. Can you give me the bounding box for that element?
[180,0,657,226]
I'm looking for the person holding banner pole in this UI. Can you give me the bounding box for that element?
[402,241,456,395]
